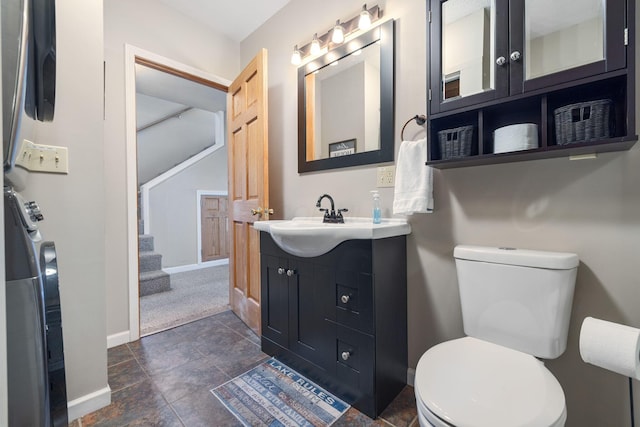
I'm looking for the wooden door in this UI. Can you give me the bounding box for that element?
[201,195,228,262]
[227,49,269,334]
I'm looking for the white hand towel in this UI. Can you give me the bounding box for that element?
[393,138,434,215]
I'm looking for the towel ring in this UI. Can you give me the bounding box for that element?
[400,114,427,141]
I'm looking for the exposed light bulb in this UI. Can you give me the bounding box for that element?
[291,45,301,65]
[332,19,344,44]
[358,4,372,30]
[310,33,321,55]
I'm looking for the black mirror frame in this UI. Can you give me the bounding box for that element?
[298,19,395,173]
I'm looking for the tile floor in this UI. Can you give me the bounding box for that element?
[70,310,418,426]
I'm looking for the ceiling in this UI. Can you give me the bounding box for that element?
[156,0,292,42]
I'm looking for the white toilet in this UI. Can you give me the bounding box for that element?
[414,245,579,427]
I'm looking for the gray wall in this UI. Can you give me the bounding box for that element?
[19,0,107,408]
[241,0,640,425]
[149,148,228,267]
[104,0,240,337]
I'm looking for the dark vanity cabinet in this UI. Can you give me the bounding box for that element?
[427,0,637,168]
[259,232,407,418]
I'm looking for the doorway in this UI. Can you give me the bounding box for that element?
[125,46,232,339]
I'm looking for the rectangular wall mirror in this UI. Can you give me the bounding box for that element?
[298,19,394,173]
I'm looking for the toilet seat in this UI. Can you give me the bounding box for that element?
[415,337,566,427]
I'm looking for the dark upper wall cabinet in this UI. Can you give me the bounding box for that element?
[427,0,637,168]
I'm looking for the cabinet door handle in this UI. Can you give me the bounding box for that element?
[341,351,351,361]
[510,51,521,62]
[496,56,506,66]
[286,269,296,277]
[340,295,350,304]
[277,267,285,275]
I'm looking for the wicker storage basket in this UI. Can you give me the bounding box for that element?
[438,125,473,160]
[554,99,612,145]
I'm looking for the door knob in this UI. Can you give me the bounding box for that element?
[341,351,351,361]
[286,269,296,277]
[496,56,506,66]
[251,207,274,217]
[510,51,521,62]
[340,295,350,304]
[277,268,285,275]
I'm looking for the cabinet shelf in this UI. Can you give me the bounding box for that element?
[427,136,638,169]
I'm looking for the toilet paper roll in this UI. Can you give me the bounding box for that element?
[579,317,640,379]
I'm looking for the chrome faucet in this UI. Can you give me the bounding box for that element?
[316,194,348,223]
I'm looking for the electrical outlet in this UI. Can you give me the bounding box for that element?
[376,166,395,187]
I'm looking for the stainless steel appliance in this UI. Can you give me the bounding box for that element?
[2,0,66,425]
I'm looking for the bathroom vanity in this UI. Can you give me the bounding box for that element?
[255,219,409,418]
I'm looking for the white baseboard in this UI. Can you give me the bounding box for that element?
[163,258,229,275]
[107,330,131,349]
[67,386,111,422]
[407,368,416,387]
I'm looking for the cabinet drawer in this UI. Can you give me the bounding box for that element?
[332,321,374,394]
[334,269,373,334]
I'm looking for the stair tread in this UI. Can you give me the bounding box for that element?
[138,251,162,257]
[139,270,169,280]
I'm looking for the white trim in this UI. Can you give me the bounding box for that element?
[407,367,416,387]
[196,190,229,264]
[140,111,226,236]
[125,44,231,344]
[67,386,111,422]
[164,258,229,275]
[107,331,131,349]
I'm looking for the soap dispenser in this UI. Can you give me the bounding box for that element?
[371,190,381,224]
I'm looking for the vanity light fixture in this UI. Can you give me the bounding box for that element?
[291,4,380,66]
[310,33,321,56]
[291,45,302,65]
[358,4,372,30]
[332,19,345,44]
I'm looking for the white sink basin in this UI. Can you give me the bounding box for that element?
[253,217,411,257]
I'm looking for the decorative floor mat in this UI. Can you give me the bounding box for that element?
[212,358,349,426]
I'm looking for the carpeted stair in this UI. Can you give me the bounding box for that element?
[139,234,171,296]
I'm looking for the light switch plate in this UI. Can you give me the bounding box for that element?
[15,139,69,174]
[376,166,395,187]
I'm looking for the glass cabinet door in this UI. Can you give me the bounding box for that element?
[510,0,626,94]
[430,0,509,113]
[525,0,604,80]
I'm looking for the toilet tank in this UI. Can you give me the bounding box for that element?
[454,245,579,359]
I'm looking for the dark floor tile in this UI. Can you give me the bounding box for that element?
[108,358,147,392]
[207,310,261,345]
[131,337,204,376]
[123,405,184,426]
[199,335,269,377]
[171,389,243,427]
[192,322,253,354]
[379,386,418,427]
[81,380,168,427]
[149,356,231,403]
[107,344,134,367]
[334,407,389,426]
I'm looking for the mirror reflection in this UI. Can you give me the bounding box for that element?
[305,42,381,161]
[298,19,394,173]
[442,0,495,100]
[525,0,605,80]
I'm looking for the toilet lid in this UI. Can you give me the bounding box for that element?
[415,337,566,427]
